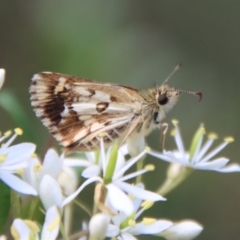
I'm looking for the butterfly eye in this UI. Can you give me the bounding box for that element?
[158,94,168,105]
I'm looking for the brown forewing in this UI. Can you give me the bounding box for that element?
[29,72,147,152]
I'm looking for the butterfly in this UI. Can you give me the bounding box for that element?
[29,65,201,153]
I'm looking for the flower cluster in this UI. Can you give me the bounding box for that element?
[0,69,239,240]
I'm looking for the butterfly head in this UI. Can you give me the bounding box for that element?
[156,83,202,114]
[156,84,180,113]
[156,63,202,113]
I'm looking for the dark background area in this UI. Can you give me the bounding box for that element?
[0,1,240,239]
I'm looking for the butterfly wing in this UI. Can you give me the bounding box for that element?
[29,72,145,152]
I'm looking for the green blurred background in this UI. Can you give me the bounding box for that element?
[1,1,240,239]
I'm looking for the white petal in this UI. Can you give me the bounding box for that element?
[174,125,186,157]
[159,220,203,240]
[115,181,165,201]
[113,150,146,180]
[1,143,36,166]
[106,224,119,237]
[39,175,63,210]
[0,172,37,195]
[82,165,100,178]
[127,134,145,156]
[85,151,95,163]
[120,232,137,240]
[11,219,31,240]
[195,158,229,170]
[166,151,189,165]
[61,176,102,207]
[106,184,134,215]
[119,143,128,156]
[200,141,228,163]
[0,69,5,90]
[63,159,92,167]
[194,139,213,163]
[40,149,62,180]
[58,167,78,195]
[21,158,40,190]
[215,163,240,173]
[41,206,60,240]
[111,212,126,227]
[89,214,109,240]
[1,162,28,172]
[147,150,176,164]
[132,183,144,212]
[119,168,149,183]
[129,219,173,235]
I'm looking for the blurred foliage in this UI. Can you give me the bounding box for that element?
[0,1,240,239]
[0,181,10,233]
[0,90,35,142]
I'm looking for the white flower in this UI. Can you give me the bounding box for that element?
[127,133,146,156]
[38,172,79,211]
[58,166,78,196]
[0,128,37,195]
[39,174,64,210]
[62,139,165,215]
[106,184,173,239]
[41,206,61,240]
[22,148,80,210]
[11,219,39,240]
[148,120,240,172]
[158,220,203,240]
[63,143,128,179]
[89,213,109,240]
[22,149,64,192]
[0,68,5,90]
[10,206,60,240]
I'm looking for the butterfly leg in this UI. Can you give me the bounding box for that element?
[159,122,168,150]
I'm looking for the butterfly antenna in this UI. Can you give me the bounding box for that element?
[176,89,202,101]
[162,62,181,85]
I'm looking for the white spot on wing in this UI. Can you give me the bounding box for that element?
[91,90,111,101]
[54,77,67,94]
[42,118,52,127]
[106,103,132,112]
[79,115,92,121]
[32,74,42,81]
[84,118,96,126]
[72,103,98,114]
[74,87,93,97]
[61,106,69,116]
[54,133,64,141]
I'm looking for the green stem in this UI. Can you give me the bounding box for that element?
[135,156,145,184]
[60,220,69,240]
[28,197,39,219]
[11,190,21,218]
[64,204,72,236]
[73,199,92,217]
[157,168,193,196]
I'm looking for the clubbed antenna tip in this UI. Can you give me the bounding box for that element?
[175,62,182,70]
[196,92,202,101]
